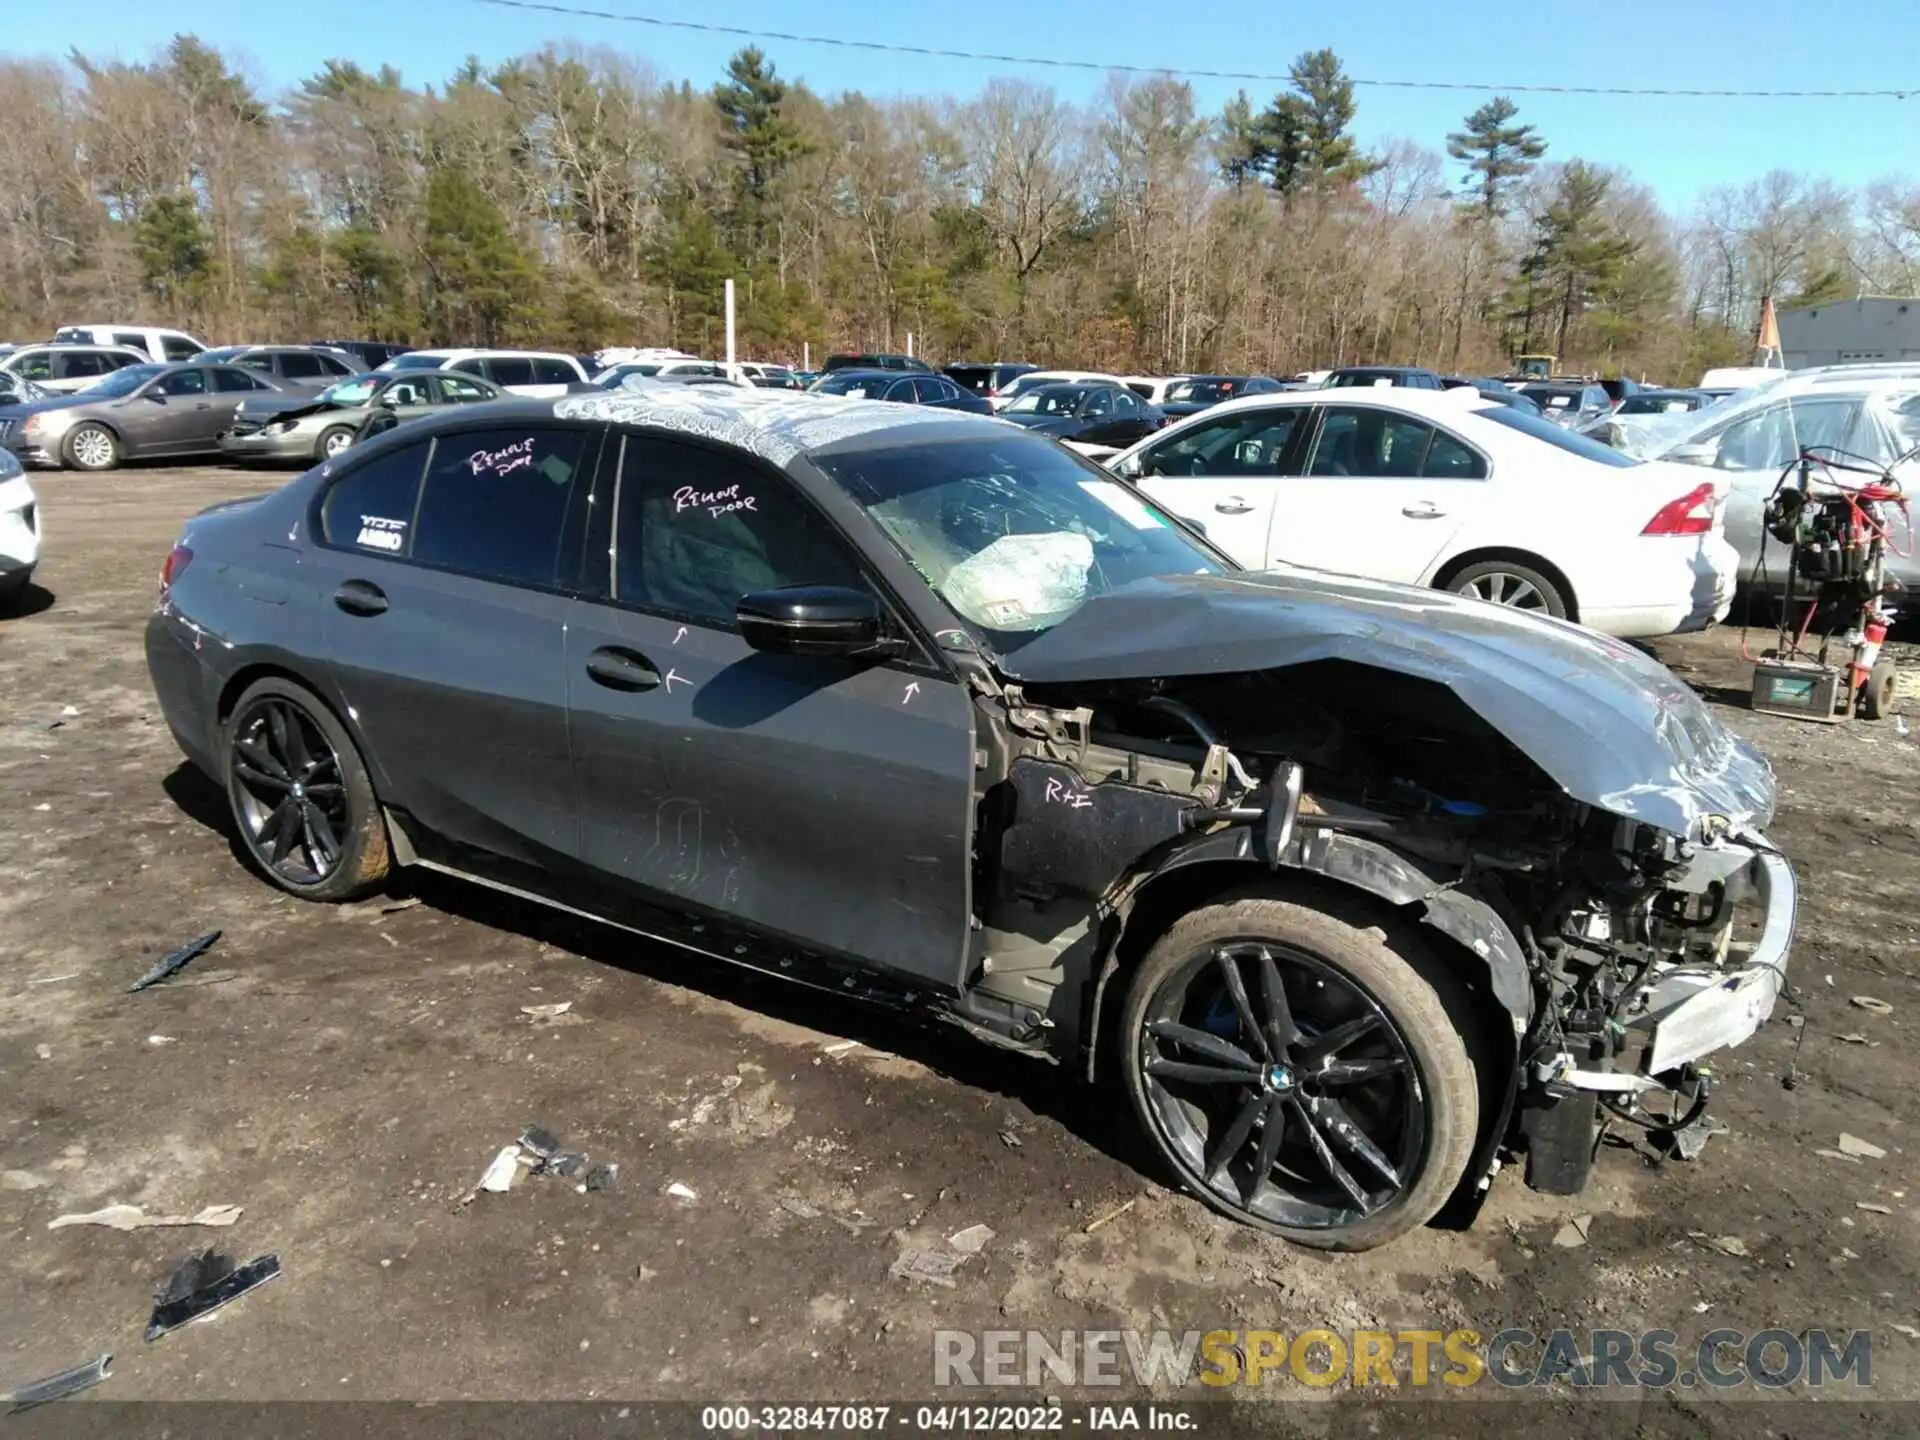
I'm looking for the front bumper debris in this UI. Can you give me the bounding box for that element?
[1630,840,1796,1078]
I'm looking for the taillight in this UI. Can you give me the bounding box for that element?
[158,543,193,602]
[1642,483,1716,536]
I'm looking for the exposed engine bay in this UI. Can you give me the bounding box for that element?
[959,657,1793,1203]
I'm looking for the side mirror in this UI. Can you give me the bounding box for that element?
[737,585,900,659]
[145,391,167,403]
[1667,440,1717,466]
[1110,452,1142,478]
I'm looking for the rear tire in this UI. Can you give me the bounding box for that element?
[1444,559,1568,620]
[221,677,389,902]
[64,422,120,472]
[1119,886,1480,1251]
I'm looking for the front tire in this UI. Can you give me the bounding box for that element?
[221,677,390,901]
[1444,559,1568,619]
[65,422,120,472]
[1119,887,1479,1251]
[315,425,357,461]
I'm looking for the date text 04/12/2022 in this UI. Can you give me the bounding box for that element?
[698,1405,1195,1431]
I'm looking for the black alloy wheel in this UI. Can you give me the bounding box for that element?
[222,677,390,901]
[1121,890,1479,1250]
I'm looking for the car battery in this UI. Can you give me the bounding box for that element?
[1750,659,1846,722]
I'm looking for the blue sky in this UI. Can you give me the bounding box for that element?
[13,0,1919,206]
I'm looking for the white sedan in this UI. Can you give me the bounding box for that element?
[1105,387,1738,639]
[0,447,41,603]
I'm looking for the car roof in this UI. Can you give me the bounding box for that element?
[1177,386,1494,423]
[546,385,1003,466]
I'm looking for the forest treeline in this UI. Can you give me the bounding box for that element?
[4,35,1918,377]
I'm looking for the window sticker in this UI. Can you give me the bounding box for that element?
[355,515,407,552]
[1078,478,1165,530]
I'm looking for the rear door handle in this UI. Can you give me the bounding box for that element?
[333,580,388,616]
[585,646,662,692]
[1213,497,1255,515]
[1401,502,1446,519]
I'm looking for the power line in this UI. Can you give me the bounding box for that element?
[463,0,1914,99]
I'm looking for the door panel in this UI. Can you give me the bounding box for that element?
[1130,404,1312,567]
[1265,406,1483,582]
[565,601,975,986]
[565,431,976,987]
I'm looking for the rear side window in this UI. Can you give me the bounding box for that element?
[532,358,575,385]
[55,351,111,379]
[487,358,536,388]
[214,367,269,392]
[409,426,592,587]
[239,354,275,373]
[281,352,325,379]
[321,440,432,555]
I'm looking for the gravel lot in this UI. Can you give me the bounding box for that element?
[3,464,1918,1428]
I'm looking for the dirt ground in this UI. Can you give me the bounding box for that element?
[3,465,1918,1430]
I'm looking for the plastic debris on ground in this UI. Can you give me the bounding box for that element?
[6,1353,111,1413]
[1553,1215,1593,1248]
[1083,1198,1137,1235]
[520,1001,573,1020]
[463,1126,616,1205]
[1664,1117,1728,1162]
[664,1181,698,1204]
[1838,1133,1888,1160]
[947,1224,995,1255]
[1850,996,1894,1015]
[583,1164,618,1193]
[50,1203,242,1232]
[127,931,221,993]
[146,1251,281,1342]
[891,1247,972,1288]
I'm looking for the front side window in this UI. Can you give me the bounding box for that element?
[813,433,1227,650]
[15,350,53,381]
[613,436,865,625]
[1688,397,1864,472]
[1133,407,1307,478]
[409,426,592,587]
[213,367,269,392]
[322,377,381,407]
[382,378,433,407]
[155,369,208,397]
[320,440,432,554]
[532,358,576,385]
[437,375,493,404]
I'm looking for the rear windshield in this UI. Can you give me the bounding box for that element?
[1619,393,1700,415]
[1164,378,1240,405]
[945,366,993,393]
[1478,405,1638,466]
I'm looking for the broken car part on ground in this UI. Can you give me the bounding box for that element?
[144,388,1796,1250]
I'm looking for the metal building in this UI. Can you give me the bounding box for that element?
[1778,297,1920,369]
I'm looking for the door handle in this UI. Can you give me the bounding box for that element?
[1213,497,1255,515]
[1401,502,1446,519]
[332,580,388,616]
[585,646,662,692]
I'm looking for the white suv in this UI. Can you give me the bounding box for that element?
[0,448,40,604]
[380,348,589,398]
[2,343,149,394]
[52,325,205,363]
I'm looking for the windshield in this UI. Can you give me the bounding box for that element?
[384,353,445,371]
[198,346,245,363]
[1619,393,1699,416]
[1164,378,1238,405]
[1520,385,1581,409]
[812,434,1226,651]
[322,377,381,406]
[811,372,893,397]
[83,364,166,398]
[1005,387,1088,416]
[1478,405,1638,467]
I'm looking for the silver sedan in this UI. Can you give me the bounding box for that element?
[219,371,503,464]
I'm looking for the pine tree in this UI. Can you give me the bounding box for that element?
[712,47,809,258]
[132,195,216,311]
[1447,97,1547,223]
[1512,162,1638,358]
[419,166,542,345]
[1251,50,1377,197]
[1215,91,1265,190]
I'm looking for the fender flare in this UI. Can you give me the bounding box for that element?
[1083,825,1531,1082]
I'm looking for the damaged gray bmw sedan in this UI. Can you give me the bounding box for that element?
[145,388,1794,1250]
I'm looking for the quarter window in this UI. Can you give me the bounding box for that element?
[409,425,592,587]
[320,440,432,555]
[612,436,865,625]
